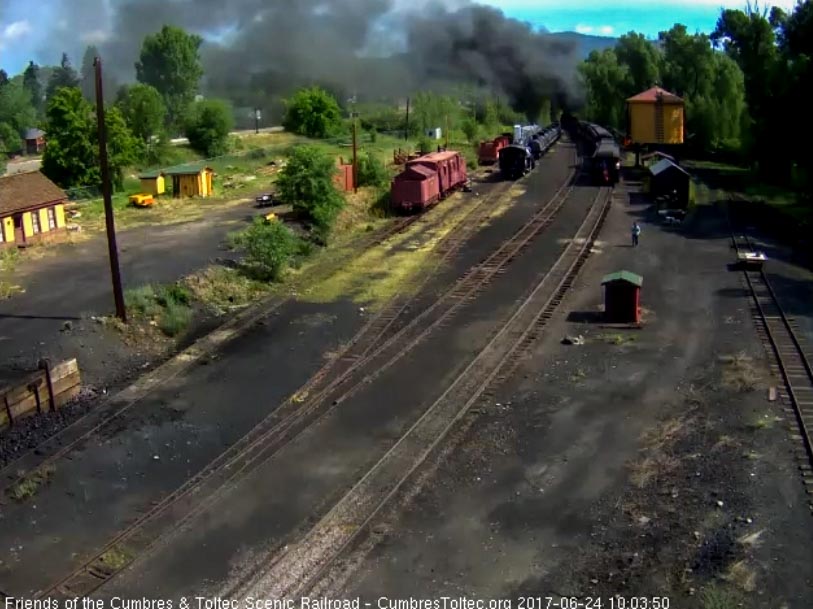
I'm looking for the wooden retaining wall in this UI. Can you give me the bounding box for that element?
[0,359,81,429]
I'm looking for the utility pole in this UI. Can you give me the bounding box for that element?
[404,97,410,142]
[254,108,261,134]
[93,57,127,322]
[445,114,450,149]
[352,113,358,194]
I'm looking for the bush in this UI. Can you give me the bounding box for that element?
[356,152,389,188]
[282,86,343,139]
[276,145,345,243]
[184,98,234,157]
[417,136,433,155]
[124,283,194,337]
[229,217,301,281]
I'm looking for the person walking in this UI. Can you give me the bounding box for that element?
[632,222,641,247]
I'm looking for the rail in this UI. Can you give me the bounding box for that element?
[729,211,813,511]
[34,146,578,600]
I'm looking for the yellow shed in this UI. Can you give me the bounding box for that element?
[138,170,166,196]
[165,164,215,199]
[627,87,685,145]
[0,171,68,248]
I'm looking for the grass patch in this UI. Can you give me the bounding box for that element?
[99,546,133,570]
[700,584,742,609]
[7,465,56,502]
[629,453,680,489]
[124,283,194,338]
[599,333,637,346]
[0,248,24,299]
[183,266,272,315]
[719,353,763,393]
[745,412,780,431]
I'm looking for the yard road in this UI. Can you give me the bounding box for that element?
[0,199,254,386]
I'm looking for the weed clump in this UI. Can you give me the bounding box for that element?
[124,283,194,337]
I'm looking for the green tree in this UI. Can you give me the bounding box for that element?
[23,61,44,117]
[282,87,343,139]
[103,106,141,190]
[0,122,22,156]
[183,98,234,157]
[578,49,630,128]
[0,70,8,88]
[46,53,80,103]
[41,87,98,188]
[276,145,345,243]
[116,83,167,144]
[136,25,204,131]
[229,217,301,282]
[0,78,37,135]
[356,152,389,188]
[615,32,662,95]
[461,117,480,143]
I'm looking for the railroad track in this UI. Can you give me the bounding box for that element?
[34,149,578,599]
[730,228,813,511]
[0,167,505,496]
[234,185,614,599]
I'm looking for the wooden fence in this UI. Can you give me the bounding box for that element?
[0,359,81,429]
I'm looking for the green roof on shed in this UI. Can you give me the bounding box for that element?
[602,271,643,287]
[163,163,212,175]
[138,169,165,179]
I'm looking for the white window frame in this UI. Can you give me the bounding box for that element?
[47,207,57,230]
[31,211,41,234]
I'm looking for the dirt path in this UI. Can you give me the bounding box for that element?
[326,186,813,607]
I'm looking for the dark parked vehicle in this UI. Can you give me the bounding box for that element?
[255,192,276,207]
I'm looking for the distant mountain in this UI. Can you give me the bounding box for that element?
[550,32,618,58]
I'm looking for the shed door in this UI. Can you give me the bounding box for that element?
[13,215,24,243]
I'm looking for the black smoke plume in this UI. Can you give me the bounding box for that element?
[36,0,581,120]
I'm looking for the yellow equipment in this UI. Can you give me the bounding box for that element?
[264,212,278,223]
[129,193,156,207]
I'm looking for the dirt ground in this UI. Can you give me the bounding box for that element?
[330,181,813,608]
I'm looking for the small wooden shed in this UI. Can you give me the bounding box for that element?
[602,271,643,324]
[648,159,691,208]
[164,164,215,198]
[138,170,166,196]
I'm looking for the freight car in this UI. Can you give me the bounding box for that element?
[478,134,512,165]
[391,150,468,213]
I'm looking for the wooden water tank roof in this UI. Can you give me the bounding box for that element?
[627,86,683,104]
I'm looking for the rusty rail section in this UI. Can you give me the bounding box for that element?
[37,149,577,599]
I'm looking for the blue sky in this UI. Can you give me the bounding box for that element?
[0,0,800,76]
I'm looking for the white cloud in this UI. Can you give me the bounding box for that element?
[2,19,31,40]
[0,19,30,51]
[599,25,615,35]
[574,24,594,34]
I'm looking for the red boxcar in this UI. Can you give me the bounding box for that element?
[410,151,467,196]
[391,150,468,213]
[478,135,511,165]
[391,164,440,212]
